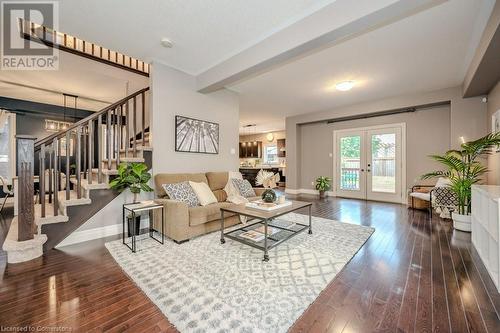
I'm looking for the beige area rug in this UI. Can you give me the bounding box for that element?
[105,213,374,333]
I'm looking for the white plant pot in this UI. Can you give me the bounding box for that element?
[451,212,471,232]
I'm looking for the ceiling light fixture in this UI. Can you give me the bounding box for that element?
[335,80,355,91]
[161,38,173,48]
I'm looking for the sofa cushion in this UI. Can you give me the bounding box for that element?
[162,182,200,207]
[232,179,256,198]
[189,202,235,226]
[213,189,227,202]
[206,172,228,191]
[189,181,218,206]
[155,173,208,198]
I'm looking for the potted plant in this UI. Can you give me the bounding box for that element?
[315,176,331,199]
[255,169,280,202]
[422,132,500,231]
[109,162,154,236]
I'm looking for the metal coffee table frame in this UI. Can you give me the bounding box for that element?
[220,201,312,261]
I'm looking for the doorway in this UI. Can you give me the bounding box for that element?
[333,123,406,203]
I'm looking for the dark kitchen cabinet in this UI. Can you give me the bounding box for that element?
[239,141,262,158]
[277,138,286,157]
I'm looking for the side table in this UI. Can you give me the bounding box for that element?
[123,200,164,252]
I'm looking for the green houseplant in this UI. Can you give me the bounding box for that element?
[109,162,154,236]
[422,132,500,231]
[315,176,332,199]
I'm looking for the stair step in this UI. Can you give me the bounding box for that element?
[2,216,48,263]
[70,177,109,190]
[119,146,152,153]
[91,168,119,175]
[34,203,69,227]
[102,157,144,163]
[57,190,91,215]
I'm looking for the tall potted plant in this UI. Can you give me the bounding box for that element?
[315,176,332,199]
[422,132,500,231]
[109,162,154,236]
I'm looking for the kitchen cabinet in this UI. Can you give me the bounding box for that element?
[239,141,262,158]
[277,138,286,157]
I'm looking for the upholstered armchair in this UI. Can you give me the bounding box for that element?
[409,178,458,219]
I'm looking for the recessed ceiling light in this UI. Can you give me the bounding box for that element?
[335,81,355,91]
[161,38,173,48]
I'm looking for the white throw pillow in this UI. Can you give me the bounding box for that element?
[435,177,452,188]
[189,181,218,206]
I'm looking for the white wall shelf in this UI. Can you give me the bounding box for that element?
[471,185,500,292]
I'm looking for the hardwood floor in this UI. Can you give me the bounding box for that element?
[1,196,499,332]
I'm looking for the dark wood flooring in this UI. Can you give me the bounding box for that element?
[1,196,499,332]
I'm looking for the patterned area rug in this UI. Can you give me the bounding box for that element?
[105,213,374,333]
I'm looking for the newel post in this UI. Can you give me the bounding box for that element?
[16,135,37,241]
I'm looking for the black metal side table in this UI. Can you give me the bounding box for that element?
[122,200,164,253]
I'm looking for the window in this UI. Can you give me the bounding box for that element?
[264,145,278,164]
[0,112,15,183]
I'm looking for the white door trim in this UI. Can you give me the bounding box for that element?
[332,122,407,204]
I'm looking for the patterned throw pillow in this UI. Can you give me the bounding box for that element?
[162,181,200,207]
[231,179,256,198]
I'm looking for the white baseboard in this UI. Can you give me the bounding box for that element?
[285,188,334,196]
[56,224,122,248]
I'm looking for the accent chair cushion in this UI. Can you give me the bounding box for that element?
[162,181,200,207]
[231,179,256,198]
[189,181,218,206]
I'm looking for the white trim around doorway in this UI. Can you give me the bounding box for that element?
[332,122,407,204]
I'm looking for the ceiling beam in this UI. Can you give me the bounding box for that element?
[196,0,446,93]
[462,0,500,98]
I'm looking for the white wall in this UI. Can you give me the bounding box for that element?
[151,61,240,174]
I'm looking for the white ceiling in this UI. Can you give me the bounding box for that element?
[58,0,337,75]
[0,51,149,111]
[231,0,494,133]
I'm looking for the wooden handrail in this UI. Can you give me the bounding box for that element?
[34,87,149,149]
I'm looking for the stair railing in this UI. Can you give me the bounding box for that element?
[29,87,149,225]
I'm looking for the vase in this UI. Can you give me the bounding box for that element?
[261,189,277,203]
[319,190,326,199]
[451,212,471,232]
[127,215,141,237]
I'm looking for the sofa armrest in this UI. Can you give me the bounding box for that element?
[153,198,190,242]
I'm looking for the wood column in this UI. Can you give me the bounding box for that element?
[16,135,37,241]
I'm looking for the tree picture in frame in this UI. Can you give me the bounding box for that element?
[493,109,500,152]
[175,115,219,154]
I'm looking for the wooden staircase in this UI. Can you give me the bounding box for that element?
[3,88,151,263]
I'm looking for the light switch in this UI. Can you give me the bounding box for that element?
[230,148,236,155]
[329,153,333,158]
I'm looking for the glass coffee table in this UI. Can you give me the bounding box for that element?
[220,200,312,261]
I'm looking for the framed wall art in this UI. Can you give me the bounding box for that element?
[175,115,219,154]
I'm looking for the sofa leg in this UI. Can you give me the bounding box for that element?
[174,239,189,245]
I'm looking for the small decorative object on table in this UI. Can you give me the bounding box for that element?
[315,176,331,199]
[255,169,280,203]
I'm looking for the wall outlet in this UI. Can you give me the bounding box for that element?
[311,181,315,186]
[329,153,333,158]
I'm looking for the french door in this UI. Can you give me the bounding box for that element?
[333,124,405,203]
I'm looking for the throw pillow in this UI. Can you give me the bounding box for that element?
[232,178,256,198]
[162,181,200,207]
[189,181,218,206]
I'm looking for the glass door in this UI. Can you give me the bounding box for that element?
[366,127,402,203]
[334,124,404,203]
[334,130,366,199]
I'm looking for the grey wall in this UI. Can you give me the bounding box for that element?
[286,86,488,190]
[299,105,451,190]
[487,81,500,185]
[151,61,240,175]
